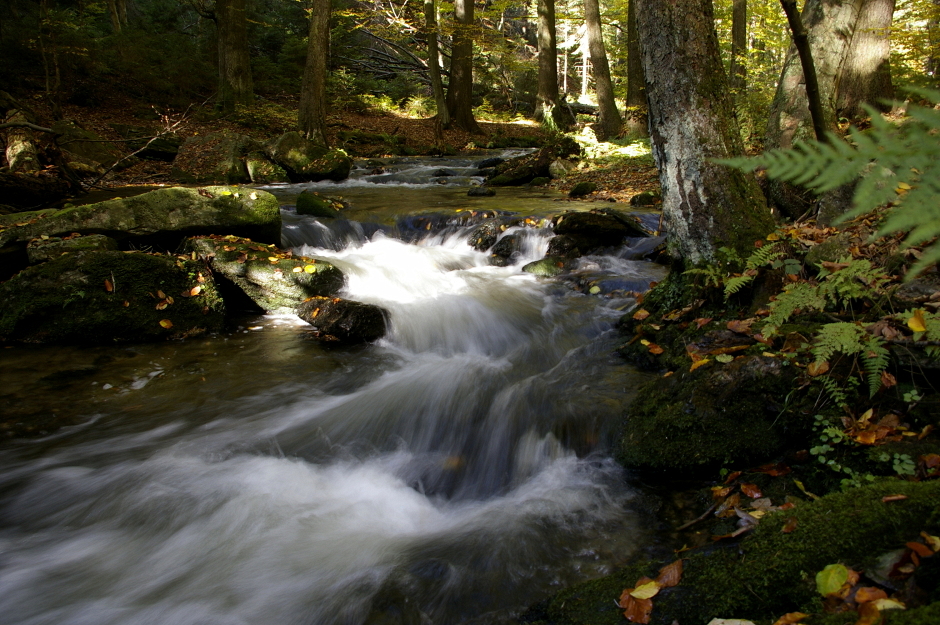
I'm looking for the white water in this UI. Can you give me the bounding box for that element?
[0,194,664,624]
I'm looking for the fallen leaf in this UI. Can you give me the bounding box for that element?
[855,602,883,625]
[655,560,683,587]
[620,593,653,624]
[690,358,711,372]
[882,495,908,503]
[754,463,792,477]
[104,279,113,292]
[304,265,316,273]
[695,317,713,329]
[782,517,798,533]
[879,371,897,389]
[772,613,808,625]
[906,542,934,557]
[159,319,173,329]
[630,580,661,600]
[807,361,830,376]
[190,286,202,296]
[921,532,940,552]
[633,308,651,320]
[870,598,905,611]
[727,318,755,334]
[724,471,743,484]
[855,587,888,603]
[741,483,763,498]
[908,309,927,333]
[155,301,168,310]
[816,563,849,596]
[292,266,303,273]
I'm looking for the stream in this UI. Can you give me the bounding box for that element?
[0,155,668,625]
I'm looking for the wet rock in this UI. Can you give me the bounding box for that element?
[804,232,852,268]
[186,235,345,314]
[488,137,580,186]
[467,186,495,197]
[618,355,805,474]
[431,168,456,177]
[629,190,661,206]
[0,186,282,265]
[297,296,388,344]
[477,157,504,169]
[171,131,257,184]
[550,209,650,255]
[522,256,568,277]
[0,250,224,344]
[265,132,352,182]
[467,220,503,251]
[568,181,597,198]
[488,233,524,266]
[296,190,341,218]
[26,233,118,264]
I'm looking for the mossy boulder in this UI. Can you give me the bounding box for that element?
[629,190,662,206]
[568,182,597,198]
[522,256,569,277]
[533,479,940,625]
[26,233,118,264]
[295,190,341,218]
[171,131,259,184]
[0,250,224,344]
[265,132,353,182]
[296,296,388,344]
[52,119,129,171]
[186,235,345,313]
[0,186,282,256]
[618,355,806,474]
[489,137,581,186]
[245,150,289,183]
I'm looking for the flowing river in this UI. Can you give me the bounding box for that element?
[0,155,667,625]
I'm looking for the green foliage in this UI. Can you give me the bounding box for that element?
[811,322,889,398]
[720,91,940,280]
[763,282,828,335]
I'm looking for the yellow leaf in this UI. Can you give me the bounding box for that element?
[159,319,173,329]
[155,301,168,310]
[870,598,906,611]
[292,266,303,273]
[908,309,927,333]
[858,408,874,426]
[156,290,166,299]
[690,358,711,372]
[304,265,316,273]
[268,256,279,262]
[633,308,651,321]
[897,182,911,190]
[190,286,202,296]
[640,339,651,346]
[766,232,780,241]
[629,581,661,600]
[807,361,829,376]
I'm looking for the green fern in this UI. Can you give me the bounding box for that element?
[816,258,889,310]
[812,322,889,398]
[763,282,828,336]
[818,375,849,409]
[719,88,940,280]
[723,274,755,297]
[684,266,724,289]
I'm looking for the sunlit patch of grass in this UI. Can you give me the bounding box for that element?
[572,126,653,167]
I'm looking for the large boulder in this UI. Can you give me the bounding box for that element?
[111,124,182,162]
[171,131,259,184]
[52,119,129,172]
[185,235,345,313]
[295,190,341,218]
[265,132,353,182]
[0,250,225,344]
[547,208,650,257]
[26,233,118,264]
[297,296,388,343]
[246,151,289,184]
[0,186,281,251]
[488,137,580,186]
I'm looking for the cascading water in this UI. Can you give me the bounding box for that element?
[0,158,667,624]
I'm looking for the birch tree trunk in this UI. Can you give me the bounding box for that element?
[299,0,330,146]
[635,0,773,265]
[584,0,622,139]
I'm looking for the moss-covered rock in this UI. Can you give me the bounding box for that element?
[26,233,118,264]
[246,150,289,183]
[296,296,388,343]
[171,131,258,184]
[186,235,345,313]
[618,355,806,474]
[535,479,940,625]
[265,132,353,182]
[568,182,597,198]
[0,186,282,253]
[52,119,128,171]
[522,256,570,277]
[295,190,341,218]
[0,250,224,343]
[489,137,581,186]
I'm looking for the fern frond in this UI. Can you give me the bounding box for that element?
[763,282,827,336]
[818,375,848,408]
[724,275,754,298]
[862,339,890,398]
[812,322,867,363]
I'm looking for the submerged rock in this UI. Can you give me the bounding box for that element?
[186,235,345,313]
[0,250,224,344]
[297,296,388,343]
[467,186,496,197]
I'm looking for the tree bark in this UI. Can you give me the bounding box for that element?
[635,0,773,264]
[446,0,483,133]
[535,0,562,128]
[834,0,894,117]
[424,0,450,129]
[729,0,747,92]
[625,0,647,136]
[779,0,828,143]
[584,0,622,139]
[299,0,331,146]
[216,0,255,112]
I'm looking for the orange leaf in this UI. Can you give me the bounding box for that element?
[741,483,763,498]
[633,308,651,320]
[855,601,883,625]
[104,279,113,292]
[782,517,798,534]
[880,371,897,389]
[855,587,888,603]
[907,542,934,557]
[854,431,878,445]
[807,360,830,376]
[724,470,743,484]
[159,319,173,329]
[648,343,664,355]
[727,318,755,334]
[754,463,791,477]
[694,317,712,329]
[156,290,166,299]
[619,593,653,624]
[690,358,711,372]
[773,613,809,625]
[712,486,733,499]
[655,559,683,588]
[155,301,168,310]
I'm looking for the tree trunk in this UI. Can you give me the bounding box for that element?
[535,0,564,129]
[424,0,450,129]
[216,0,255,113]
[729,0,747,92]
[584,0,621,139]
[635,0,773,264]
[299,0,331,146]
[780,0,828,143]
[834,0,894,118]
[446,0,482,133]
[625,0,647,136]
[107,0,122,33]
